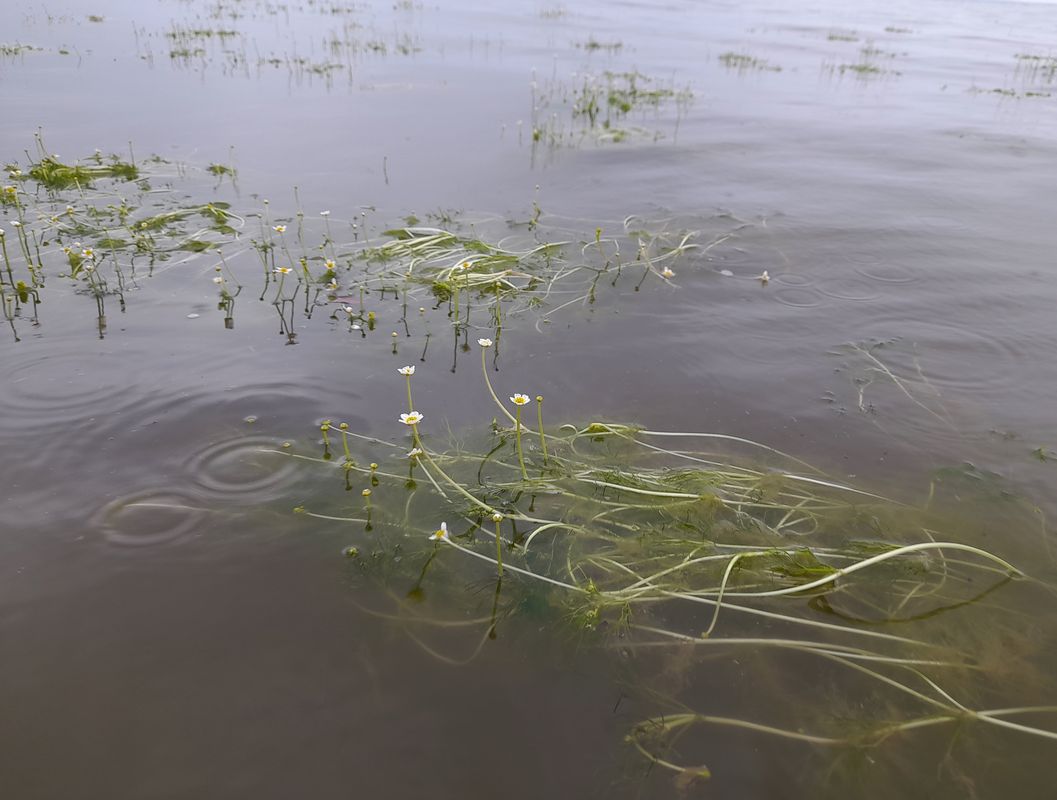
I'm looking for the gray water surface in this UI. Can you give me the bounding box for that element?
[2,0,1056,797]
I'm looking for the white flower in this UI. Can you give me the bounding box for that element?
[0,229,5,238]
[477,338,493,348]
[325,280,338,290]
[11,220,22,228]
[84,264,95,272]
[510,393,530,406]
[407,447,423,458]
[397,365,415,376]
[660,267,675,279]
[429,522,449,541]
[491,512,503,522]
[351,324,361,330]
[456,259,471,271]
[399,411,424,425]
[274,266,293,275]
[324,259,336,270]
[342,305,354,314]
[272,224,286,233]
[320,210,331,217]
[80,248,95,260]
[758,270,770,284]
[212,276,224,284]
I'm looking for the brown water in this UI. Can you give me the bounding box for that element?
[2,0,1057,797]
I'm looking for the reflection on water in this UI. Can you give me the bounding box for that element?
[2,0,1057,797]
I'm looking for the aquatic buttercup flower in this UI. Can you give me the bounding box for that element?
[342,305,354,314]
[400,411,424,425]
[510,393,530,406]
[429,522,449,541]
[0,229,5,237]
[758,270,770,284]
[477,338,493,348]
[324,259,336,270]
[80,248,95,259]
[272,224,286,233]
[212,276,224,284]
[325,280,338,290]
[491,512,503,523]
[407,447,423,458]
[10,220,22,228]
[661,267,675,279]
[397,365,416,376]
[274,266,293,275]
[320,210,331,217]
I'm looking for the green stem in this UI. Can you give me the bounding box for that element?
[514,405,528,480]
[536,396,548,464]
[0,235,14,287]
[481,347,518,426]
[495,517,504,577]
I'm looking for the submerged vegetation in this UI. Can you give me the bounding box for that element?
[718,52,782,73]
[0,136,245,339]
[272,344,1057,785]
[529,69,693,148]
[1,136,723,346]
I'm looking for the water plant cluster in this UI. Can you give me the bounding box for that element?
[275,342,1057,785]
[126,0,424,86]
[1,136,245,339]
[529,69,693,147]
[2,138,718,346]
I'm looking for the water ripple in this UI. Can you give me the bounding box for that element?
[91,490,209,549]
[771,288,826,308]
[185,435,300,501]
[853,261,920,284]
[816,277,880,302]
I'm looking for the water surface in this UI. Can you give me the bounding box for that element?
[2,0,1056,797]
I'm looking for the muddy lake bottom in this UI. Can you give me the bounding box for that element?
[2,0,1057,797]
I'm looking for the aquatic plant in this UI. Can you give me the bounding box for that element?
[529,68,693,148]
[4,134,734,343]
[0,137,248,339]
[269,346,1057,785]
[718,52,782,72]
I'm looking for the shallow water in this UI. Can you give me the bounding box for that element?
[2,0,1057,797]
